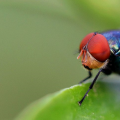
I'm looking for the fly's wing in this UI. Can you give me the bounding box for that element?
[101,30,120,56]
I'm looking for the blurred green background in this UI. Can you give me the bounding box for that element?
[0,0,120,120]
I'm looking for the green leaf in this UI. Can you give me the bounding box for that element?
[15,75,120,120]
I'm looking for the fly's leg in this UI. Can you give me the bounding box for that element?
[79,71,92,84]
[78,68,102,105]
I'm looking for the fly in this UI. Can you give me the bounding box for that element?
[77,30,120,105]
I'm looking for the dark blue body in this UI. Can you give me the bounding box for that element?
[100,30,120,74]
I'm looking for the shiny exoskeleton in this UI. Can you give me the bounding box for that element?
[101,30,120,74]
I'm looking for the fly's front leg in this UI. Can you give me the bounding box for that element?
[79,71,92,84]
[78,68,102,105]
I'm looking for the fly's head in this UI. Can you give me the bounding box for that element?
[77,32,110,70]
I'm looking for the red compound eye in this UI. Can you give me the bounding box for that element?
[79,32,110,62]
[80,33,94,50]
